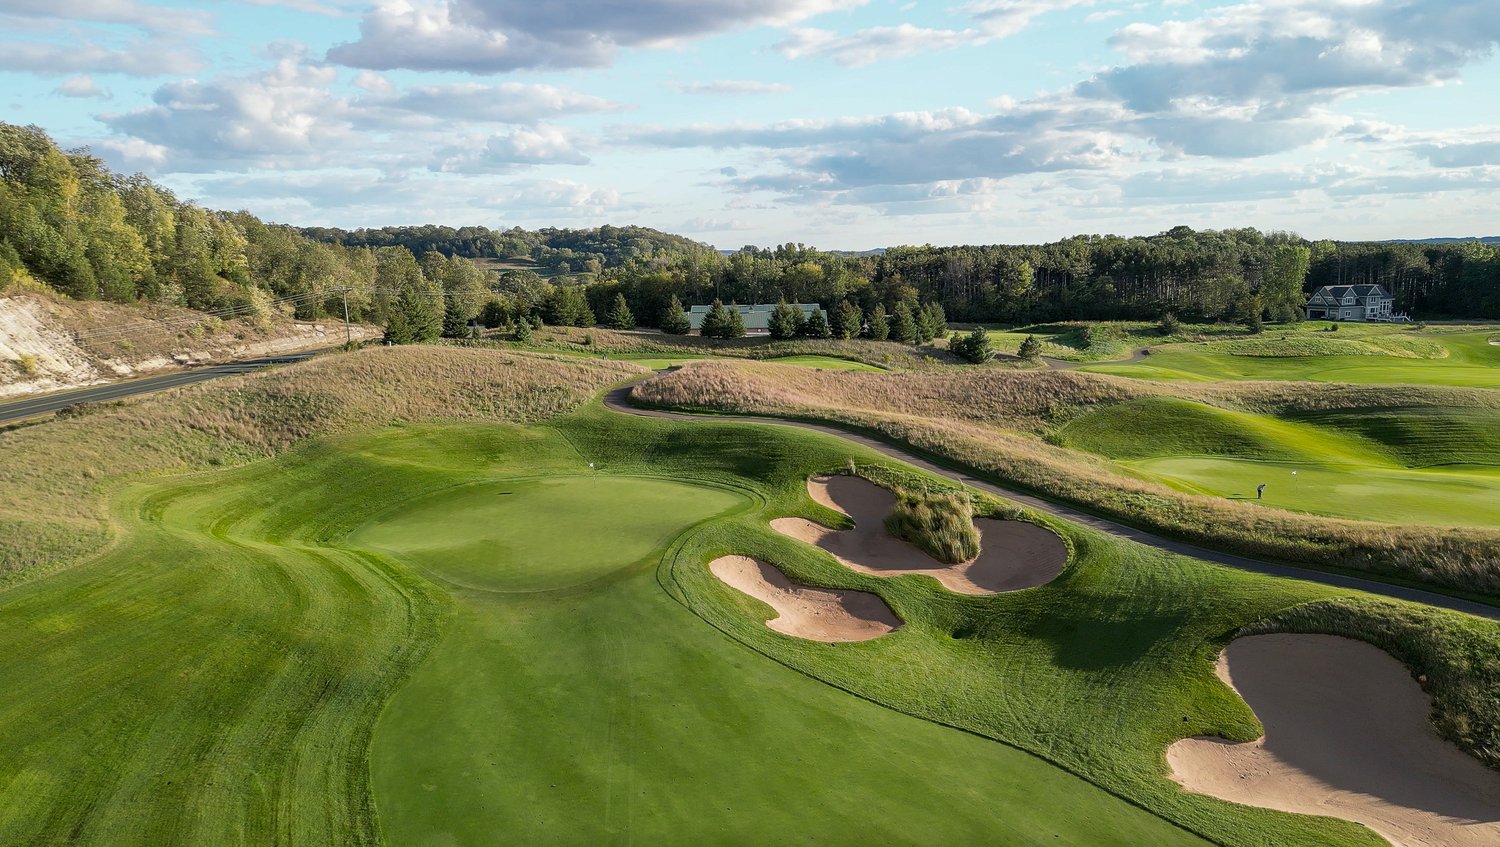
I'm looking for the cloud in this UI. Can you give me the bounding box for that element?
[0,36,203,76]
[429,126,591,173]
[97,49,615,172]
[1089,0,1500,111]
[675,80,792,95]
[54,74,108,99]
[0,0,213,35]
[327,0,865,72]
[98,50,353,172]
[778,0,1091,65]
[358,82,622,125]
[1408,139,1500,168]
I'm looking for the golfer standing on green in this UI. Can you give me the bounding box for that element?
[1257,483,1266,499]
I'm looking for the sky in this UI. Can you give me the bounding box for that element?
[2,0,1498,249]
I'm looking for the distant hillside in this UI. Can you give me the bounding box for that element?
[302,224,719,277]
[1383,237,1500,245]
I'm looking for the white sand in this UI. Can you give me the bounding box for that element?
[772,475,1067,595]
[709,555,900,642]
[1168,634,1500,847]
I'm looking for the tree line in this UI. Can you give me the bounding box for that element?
[0,122,490,343]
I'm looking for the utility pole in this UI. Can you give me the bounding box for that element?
[339,287,352,346]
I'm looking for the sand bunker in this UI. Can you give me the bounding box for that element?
[709,555,901,642]
[771,475,1067,595]
[1168,634,1500,847]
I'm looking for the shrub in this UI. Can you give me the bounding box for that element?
[1158,313,1181,335]
[513,319,533,342]
[1017,335,1043,361]
[15,353,39,377]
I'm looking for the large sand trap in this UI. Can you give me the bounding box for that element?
[771,475,1067,595]
[1168,634,1500,847]
[709,555,901,642]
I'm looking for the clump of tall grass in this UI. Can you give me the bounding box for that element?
[885,489,980,564]
[1242,598,1500,770]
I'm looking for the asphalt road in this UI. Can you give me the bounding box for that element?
[603,382,1500,622]
[0,349,327,425]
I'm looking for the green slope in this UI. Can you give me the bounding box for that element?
[1058,396,1500,527]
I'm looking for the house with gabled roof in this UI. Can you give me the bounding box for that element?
[1304,284,1397,321]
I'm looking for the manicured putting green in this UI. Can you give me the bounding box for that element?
[351,476,741,592]
[365,475,1205,847]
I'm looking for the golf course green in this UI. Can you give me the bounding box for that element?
[1082,327,1500,387]
[1059,396,1500,527]
[4,354,1489,846]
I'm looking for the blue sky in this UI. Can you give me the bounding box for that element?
[2,0,1497,249]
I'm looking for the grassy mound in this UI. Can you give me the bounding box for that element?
[1058,397,1327,462]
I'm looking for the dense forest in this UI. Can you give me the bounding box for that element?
[309,222,1500,327]
[0,122,486,342]
[6,121,1498,344]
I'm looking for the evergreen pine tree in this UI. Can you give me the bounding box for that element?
[951,326,992,363]
[442,295,471,338]
[768,299,801,339]
[659,295,692,334]
[700,299,733,338]
[801,308,831,338]
[866,304,889,340]
[1018,334,1043,361]
[923,302,949,339]
[832,300,863,339]
[725,303,746,338]
[607,293,635,330]
[891,302,918,344]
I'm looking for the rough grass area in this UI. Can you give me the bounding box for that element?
[973,320,1248,363]
[499,324,954,369]
[632,361,1500,595]
[0,346,642,586]
[884,488,981,563]
[1243,599,1500,769]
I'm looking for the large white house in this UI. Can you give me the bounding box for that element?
[1303,284,1397,321]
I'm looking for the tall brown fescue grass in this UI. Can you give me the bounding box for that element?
[633,361,1500,595]
[502,325,958,370]
[0,346,641,586]
[885,489,981,563]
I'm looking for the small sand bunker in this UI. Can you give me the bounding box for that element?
[1168,634,1500,847]
[771,475,1067,595]
[709,555,901,642]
